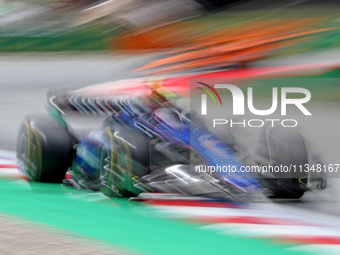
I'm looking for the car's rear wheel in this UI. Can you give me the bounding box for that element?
[98,123,149,197]
[17,114,74,183]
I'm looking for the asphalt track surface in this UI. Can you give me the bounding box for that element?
[1,53,340,254]
[0,212,131,255]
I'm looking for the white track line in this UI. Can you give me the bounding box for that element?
[0,149,16,159]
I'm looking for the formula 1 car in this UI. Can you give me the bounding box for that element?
[17,67,327,200]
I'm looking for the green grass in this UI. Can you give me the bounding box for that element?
[0,179,310,255]
[1,5,340,52]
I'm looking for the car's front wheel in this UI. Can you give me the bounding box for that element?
[258,125,308,199]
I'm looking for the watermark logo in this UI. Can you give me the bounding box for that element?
[197,82,222,115]
[197,83,312,128]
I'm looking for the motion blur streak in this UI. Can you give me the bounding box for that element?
[1,0,340,255]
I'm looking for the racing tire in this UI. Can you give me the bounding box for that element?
[98,122,149,197]
[17,114,74,183]
[258,125,307,199]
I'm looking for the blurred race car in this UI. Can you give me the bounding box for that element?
[17,66,328,200]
